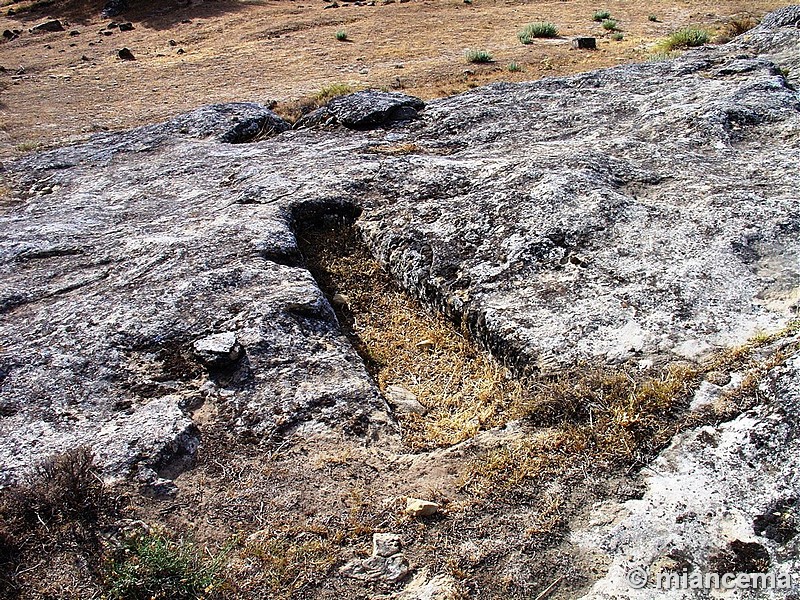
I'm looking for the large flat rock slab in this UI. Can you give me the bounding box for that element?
[1,7,800,481]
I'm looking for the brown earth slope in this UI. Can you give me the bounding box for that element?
[0,0,786,160]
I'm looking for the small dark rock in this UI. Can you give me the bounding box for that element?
[81,54,90,61]
[168,39,177,46]
[572,37,597,50]
[176,48,185,54]
[2,29,18,41]
[107,21,119,29]
[69,29,80,36]
[102,30,114,36]
[117,47,135,60]
[118,22,134,31]
[30,19,65,33]
[219,112,291,143]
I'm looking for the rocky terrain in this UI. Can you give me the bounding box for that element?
[1,5,800,599]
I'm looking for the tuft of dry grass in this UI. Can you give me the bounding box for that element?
[274,83,356,123]
[714,16,760,43]
[369,142,424,155]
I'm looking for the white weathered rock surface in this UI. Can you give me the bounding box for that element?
[341,532,411,583]
[1,8,799,493]
[573,347,800,598]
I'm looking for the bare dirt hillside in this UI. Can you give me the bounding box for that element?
[0,0,786,160]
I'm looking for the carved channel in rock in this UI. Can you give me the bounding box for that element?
[292,202,527,451]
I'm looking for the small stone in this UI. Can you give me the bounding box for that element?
[405,497,439,517]
[176,48,185,54]
[107,21,119,29]
[385,385,426,415]
[193,332,243,368]
[69,30,80,36]
[168,39,177,46]
[332,293,350,308]
[102,30,114,36]
[572,37,597,50]
[373,532,402,557]
[119,22,134,31]
[415,338,434,350]
[117,47,135,60]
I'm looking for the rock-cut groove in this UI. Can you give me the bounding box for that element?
[291,202,530,451]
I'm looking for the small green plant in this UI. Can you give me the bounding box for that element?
[335,29,348,41]
[518,21,558,44]
[611,32,623,41]
[648,14,658,22]
[507,61,523,72]
[15,141,40,153]
[106,533,226,600]
[592,10,611,22]
[660,27,710,50]
[601,18,618,31]
[464,49,493,63]
[314,82,353,102]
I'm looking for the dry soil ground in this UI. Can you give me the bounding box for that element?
[0,0,787,161]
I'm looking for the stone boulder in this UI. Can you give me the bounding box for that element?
[296,90,425,130]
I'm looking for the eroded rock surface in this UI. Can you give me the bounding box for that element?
[573,345,800,598]
[1,8,800,491]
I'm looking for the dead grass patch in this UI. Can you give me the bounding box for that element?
[463,320,800,496]
[274,82,356,124]
[714,15,760,43]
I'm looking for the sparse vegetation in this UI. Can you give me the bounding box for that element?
[659,27,710,50]
[275,82,355,123]
[463,319,800,495]
[518,21,559,44]
[465,48,493,63]
[106,533,226,600]
[508,61,523,72]
[611,32,624,41]
[649,14,659,22]
[0,447,110,596]
[15,141,40,153]
[335,29,348,41]
[592,9,611,21]
[602,18,619,31]
[714,16,759,43]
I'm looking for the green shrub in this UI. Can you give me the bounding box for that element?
[507,61,523,72]
[592,10,611,22]
[465,49,493,63]
[648,14,658,22]
[601,18,618,31]
[335,29,348,41]
[106,534,226,600]
[611,32,623,41]
[660,27,710,50]
[314,82,353,102]
[518,21,558,44]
